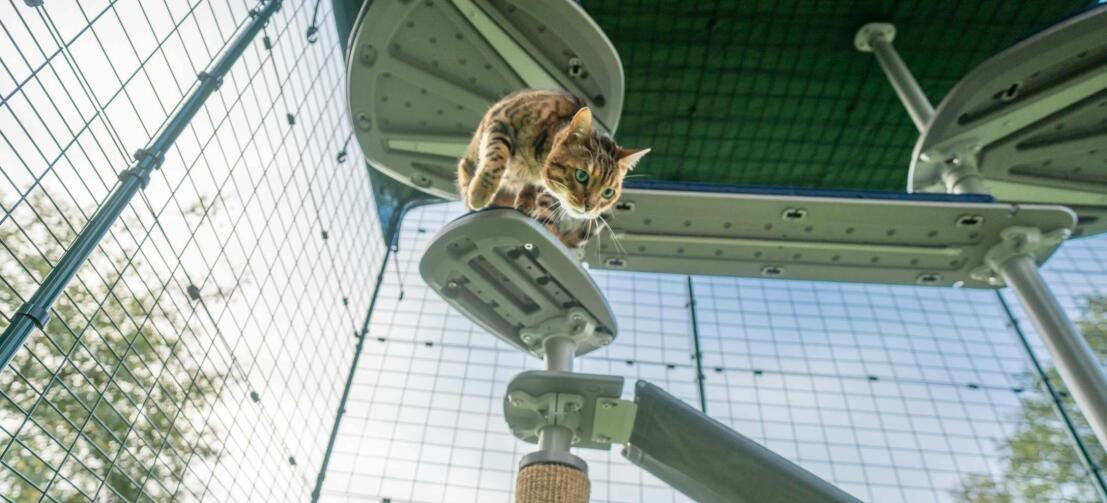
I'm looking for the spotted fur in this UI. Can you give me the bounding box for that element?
[458,90,649,248]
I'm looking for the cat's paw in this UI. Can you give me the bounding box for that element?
[466,186,494,210]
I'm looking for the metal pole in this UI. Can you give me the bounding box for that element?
[0,0,282,371]
[544,336,575,372]
[686,276,708,413]
[995,293,1107,500]
[855,23,934,132]
[998,254,1107,451]
[311,244,394,502]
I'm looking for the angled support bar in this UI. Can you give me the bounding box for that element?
[0,0,282,371]
[979,227,1107,451]
[855,22,934,132]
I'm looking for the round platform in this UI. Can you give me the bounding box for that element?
[346,0,624,198]
[908,5,1107,236]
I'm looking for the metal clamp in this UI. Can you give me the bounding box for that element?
[507,391,585,445]
[971,226,1071,285]
[519,307,611,358]
[14,303,50,329]
[197,71,224,89]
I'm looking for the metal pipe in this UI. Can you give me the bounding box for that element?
[869,36,934,132]
[995,292,1107,500]
[0,0,282,372]
[999,254,1107,451]
[544,336,575,372]
[538,425,573,453]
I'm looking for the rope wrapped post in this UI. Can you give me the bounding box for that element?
[0,0,282,371]
[516,463,590,503]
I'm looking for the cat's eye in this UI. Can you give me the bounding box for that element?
[601,188,615,198]
[574,169,589,183]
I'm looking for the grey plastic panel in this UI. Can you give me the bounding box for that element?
[504,370,624,450]
[582,189,1076,289]
[419,209,616,356]
[909,5,1107,234]
[625,380,862,503]
[347,0,624,198]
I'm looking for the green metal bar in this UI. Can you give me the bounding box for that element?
[0,0,282,371]
[995,292,1107,501]
[311,235,397,502]
[686,276,708,413]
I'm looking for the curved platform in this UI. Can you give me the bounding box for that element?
[347,0,624,198]
[909,5,1107,234]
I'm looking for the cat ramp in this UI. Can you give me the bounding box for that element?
[346,0,624,198]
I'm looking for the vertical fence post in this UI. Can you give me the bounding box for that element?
[686,276,708,413]
[0,0,282,371]
[312,230,398,502]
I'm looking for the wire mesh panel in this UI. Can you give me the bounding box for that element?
[0,0,384,500]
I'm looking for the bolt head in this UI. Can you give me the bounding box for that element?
[596,434,611,443]
[602,402,615,409]
[446,281,458,289]
[523,243,534,251]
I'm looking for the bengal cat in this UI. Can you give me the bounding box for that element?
[457,90,649,249]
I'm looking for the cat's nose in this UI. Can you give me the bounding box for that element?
[583,202,592,211]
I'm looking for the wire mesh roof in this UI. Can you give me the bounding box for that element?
[580,0,1094,190]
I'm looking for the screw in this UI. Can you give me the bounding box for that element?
[596,435,611,443]
[523,243,534,251]
[446,281,458,289]
[359,45,377,66]
[355,113,372,130]
[521,334,533,344]
[602,401,616,409]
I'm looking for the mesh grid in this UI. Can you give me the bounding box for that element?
[0,0,383,500]
[581,0,1093,190]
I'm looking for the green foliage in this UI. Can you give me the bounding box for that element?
[955,296,1107,502]
[1,194,226,501]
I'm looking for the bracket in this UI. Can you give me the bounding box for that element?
[504,371,625,450]
[971,226,1071,285]
[519,307,611,358]
[506,391,585,445]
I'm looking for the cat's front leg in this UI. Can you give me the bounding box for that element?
[467,121,514,209]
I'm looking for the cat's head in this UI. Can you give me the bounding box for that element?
[543,107,649,220]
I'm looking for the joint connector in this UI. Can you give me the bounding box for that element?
[854,22,895,52]
[15,303,50,329]
[971,226,1071,285]
[119,167,154,189]
[197,71,224,89]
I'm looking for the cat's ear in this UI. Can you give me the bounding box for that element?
[569,107,593,139]
[617,147,650,171]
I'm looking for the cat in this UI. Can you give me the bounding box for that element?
[457,90,649,249]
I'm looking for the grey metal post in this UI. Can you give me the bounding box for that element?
[0,0,282,372]
[998,255,1107,449]
[855,23,934,132]
[544,336,575,372]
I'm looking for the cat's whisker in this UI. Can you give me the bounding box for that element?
[600,218,627,257]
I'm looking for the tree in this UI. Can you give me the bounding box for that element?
[1,193,226,501]
[955,296,1107,502]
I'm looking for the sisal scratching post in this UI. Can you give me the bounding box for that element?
[516,463,590,503]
